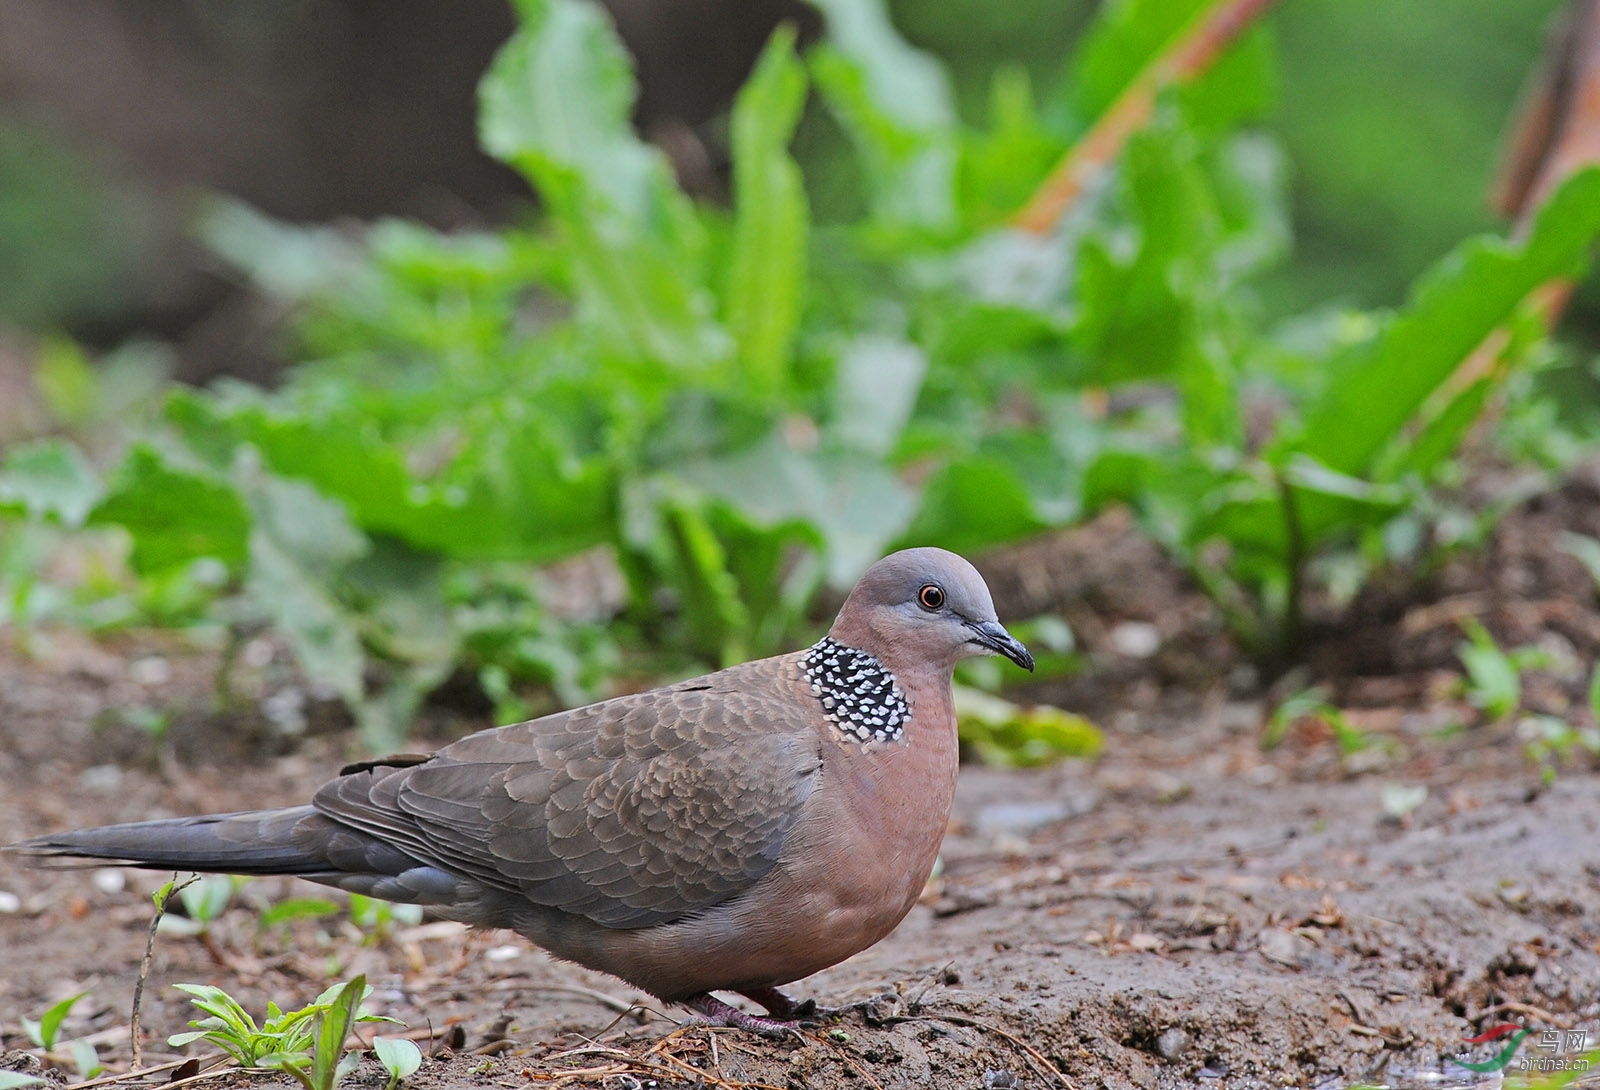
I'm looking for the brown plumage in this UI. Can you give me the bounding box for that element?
[10,548,1033,1034]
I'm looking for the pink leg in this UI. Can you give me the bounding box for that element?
[735,986,817,1020]
[681,993,804,1037]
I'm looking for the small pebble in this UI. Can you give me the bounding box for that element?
[0,890,21,913]
[129,656,172,686]
[485,944,523,962]
[79,764,123,794]
[92,869,126,895]
[1109,621,1161,658]
[1156,1027,1191,1060]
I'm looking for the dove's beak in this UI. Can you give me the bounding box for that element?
[964,619,1035,672]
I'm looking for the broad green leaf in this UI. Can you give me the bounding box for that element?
[958,67,1067,227]
[0,1075,45,1089]
[675,433,916,587]
[1457,618,1520,720]
[480,0,724,369]
[1299,167,1600,477]
[831,334,927,457]
[198,198,365,301]
[1051,0,1209,131]
[1378,375,1494,482]
[89,444,251,575]
[169,394,614,564]
[481,0,661,227]
[0,438,101,526]
[247,528,365,707]
[906,457,1050,557]
[727,26,809,398]
[808,0,958,231]
[248,473,368,579]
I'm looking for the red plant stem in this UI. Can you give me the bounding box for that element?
[1012,0,1281,235]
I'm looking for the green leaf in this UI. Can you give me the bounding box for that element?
[88,444,251,575]
[0,1075,45,1089]
[957,68,1067,227]
[481,0,663,227]
[69,1038,102,1079]
[1377,375,1494,482]
[373,1037,423,1089]
[1558,531,1600,590]
[808,0,958,232]
[726,26,809,398]
[1051,0,1209,130]
[1457,617,1520,720]
[258,898,342,931]
[309,976,366,1090]
[246,528,365,708]
[168,393,615,564]
[905,457,1052,558]
[26,992,86,1050]
[676,434,917,588]
[198,199,365,301]
[178,875,237,925]
[831,334,927,457]
[1299,167,1600,477]
[479,0,724,369]
[954,685,1103,767]
[0,438,102,526]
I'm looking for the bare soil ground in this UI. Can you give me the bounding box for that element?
[4,485,1600,1090]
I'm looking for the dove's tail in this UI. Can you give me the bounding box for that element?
[7,808,337,875]
[9,809,475,908]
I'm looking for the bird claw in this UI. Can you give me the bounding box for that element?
[681,994,806,1039]
[734,987,901,1026]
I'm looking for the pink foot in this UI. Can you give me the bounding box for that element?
[681,993,804,1038]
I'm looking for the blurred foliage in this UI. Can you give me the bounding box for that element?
[2,0,1600,752]
[1266,0,1567,312]
[0,119,164,331]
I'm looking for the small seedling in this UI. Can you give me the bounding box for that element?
[169,975,399,1074]
[21,993,102,1080]
[159,874,242,937]
[1520,714,1600,779]
[22,992,86,1051]
[1264,687,1368,753]
[373,1037,423,1090]
[348,893,423,940]
[67,1039,104,1080]
[1456,618,1553,721]
[258,897,342,934]
[258,976,369,1090]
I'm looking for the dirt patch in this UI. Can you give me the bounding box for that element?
[4,483,1600,1089]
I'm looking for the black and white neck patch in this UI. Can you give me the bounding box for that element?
[801,637,910,744]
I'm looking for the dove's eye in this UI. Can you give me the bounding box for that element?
[917,584,946,611]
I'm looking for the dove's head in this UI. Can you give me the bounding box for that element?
[827,548,1033,675]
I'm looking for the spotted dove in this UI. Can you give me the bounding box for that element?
[12,548,1033,1033]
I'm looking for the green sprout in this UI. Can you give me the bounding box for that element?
[373,1037,424,1090]
[169,975,399,1082]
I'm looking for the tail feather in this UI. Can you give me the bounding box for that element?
[9,807,335,876]
[10,807,479,910]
